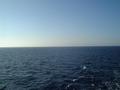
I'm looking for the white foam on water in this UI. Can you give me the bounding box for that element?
[91,83,95,87]
[83,66,87,70]
[65,84,72,89]
[72,79,77,82]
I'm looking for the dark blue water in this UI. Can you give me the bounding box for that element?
[0,47,120,90]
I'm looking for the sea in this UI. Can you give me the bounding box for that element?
[0,47,120,90]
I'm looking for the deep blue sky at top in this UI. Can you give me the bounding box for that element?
[0,0,120,47]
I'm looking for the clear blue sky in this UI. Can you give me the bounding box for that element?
[0,0,120,47]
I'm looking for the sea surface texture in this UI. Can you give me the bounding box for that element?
[0,47,120,90]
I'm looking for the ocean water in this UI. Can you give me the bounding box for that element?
[0,47,120,90]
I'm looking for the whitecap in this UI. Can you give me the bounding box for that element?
[83,66,87,70]
[65,84,72,89]
[91,83,95,87]
[72,79,77,82]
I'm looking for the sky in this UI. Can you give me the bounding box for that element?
[0,0,120,47]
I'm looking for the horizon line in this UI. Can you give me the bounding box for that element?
[0,45,120,48]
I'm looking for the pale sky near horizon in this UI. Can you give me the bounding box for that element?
[0,0,120,47]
